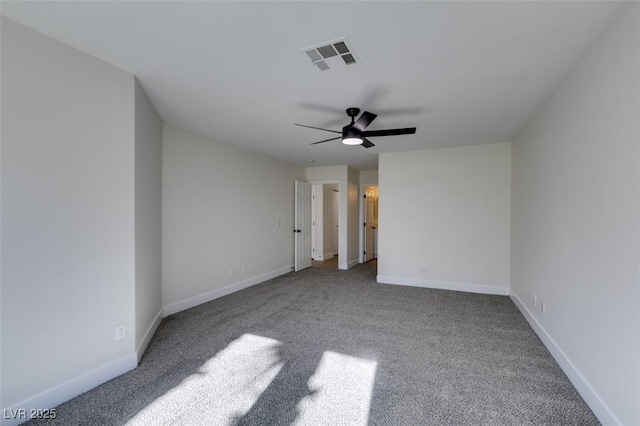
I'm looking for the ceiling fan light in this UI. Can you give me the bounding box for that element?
[342,137,363,145]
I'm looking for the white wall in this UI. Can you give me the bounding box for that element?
[359,169,378,186]
[162,124,304,314]
[134,79,163,362]
[1,18,137,414]
[510,4,640,424]
[378,143,511,295]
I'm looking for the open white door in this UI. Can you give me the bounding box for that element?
[364,189,375,262]
[294,180,312,271]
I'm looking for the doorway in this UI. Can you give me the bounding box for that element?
[360,185,378,264]
[311,183,339,269]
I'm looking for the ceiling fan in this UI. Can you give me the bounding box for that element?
[294,107,417,148]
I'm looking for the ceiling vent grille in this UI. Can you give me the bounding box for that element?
[316,44,338,59]
[315,60,330,71]
[341,53,356,65]
[301,37,360,72]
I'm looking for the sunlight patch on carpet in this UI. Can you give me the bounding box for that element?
[126,334,283,425]
[295,351,377,425]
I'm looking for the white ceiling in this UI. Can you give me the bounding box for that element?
[2,1,624,170]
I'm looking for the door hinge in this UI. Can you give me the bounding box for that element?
[364,251,366,255]
[363,194,366,198]
[363,222,366,227]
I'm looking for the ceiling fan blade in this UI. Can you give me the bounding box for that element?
[294,123,341,134]
[362,127,417,137]
[310,136,342,145]
[352,111,378,132]
[361,138,375,149]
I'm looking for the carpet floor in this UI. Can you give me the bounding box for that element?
[28,261,598,425]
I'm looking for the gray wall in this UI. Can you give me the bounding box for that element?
[134,79,163,361]
[1,18,137,410]
[161,124,305,314]
[510,4,640,424]
[378,143,512,294]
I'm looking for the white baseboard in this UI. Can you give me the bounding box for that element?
[509,291,619,426]
[376,275,509,296]
[136,309,163,364]
[312,252,333,261]
[1,353,136,426]
[338,259,359,270]
[162,265,293,316]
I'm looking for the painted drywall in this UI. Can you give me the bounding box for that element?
[510,4,639,424]
[134,79,163,361]
[378,143,511,294]
[162,124,305,313]
[359,169,378,186]
[1,17,136,413]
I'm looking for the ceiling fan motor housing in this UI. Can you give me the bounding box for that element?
[344,107,363,140]
[343,124,360,139]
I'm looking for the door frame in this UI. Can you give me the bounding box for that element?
[308,180,342,268]
[359,184,378,264]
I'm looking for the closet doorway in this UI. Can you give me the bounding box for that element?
[360,185,378,263]
[311,183,339,269]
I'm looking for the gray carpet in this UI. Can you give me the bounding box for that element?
[28,261,599,425]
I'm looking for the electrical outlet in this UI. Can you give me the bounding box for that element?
[533,294,537,306]
[540,301,546,315]
[115,324,126,341]
[230,265,245,276]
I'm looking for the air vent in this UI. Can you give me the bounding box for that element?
[314,60,330,71]
[305,50,322,62]
[341,53,356,65]
[316,44,338,59]
[333,41,349,54]
[301,37,360,72]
